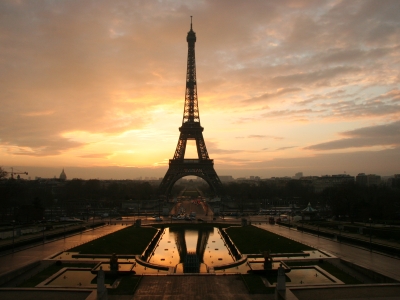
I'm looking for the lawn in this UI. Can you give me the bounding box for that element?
[108,275,142,295]
[226,225,314,254]
[69,225,157,255]
[241,274,275,294]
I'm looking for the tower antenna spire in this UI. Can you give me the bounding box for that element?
[190,16,193,30]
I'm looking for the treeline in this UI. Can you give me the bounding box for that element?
[199,180,400,222]
[1,178,190,222]
[0,178,186,207]
[2,178,399,222]
[321,182,400,222]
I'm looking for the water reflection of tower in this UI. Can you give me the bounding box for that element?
[171,227,212,273]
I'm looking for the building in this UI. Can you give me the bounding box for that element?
[356,173,381,186]
[219,176,234,182]
[59,168,67,181]
[293,172,303,179]
[391,174,400,188]
[313,174,355,193]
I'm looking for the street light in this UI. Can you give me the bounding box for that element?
[92,206,95,230]
[42,217,46,244]
[369,218,372,252]
[12,220,15,253]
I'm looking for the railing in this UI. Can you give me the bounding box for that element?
[169,159,213,164]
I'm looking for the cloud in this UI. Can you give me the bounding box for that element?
[261,109,317,119]
[6,138,84,156]
[236,135,283,140]
[269,66,360,88]
[276,146,297,151]
[22,110,55,117]
[319,96,400,119]
[78,153,112,159]
[242,88,301,104]
[305,121,400,150]
[218,147,400,177]
[0,0,400,174]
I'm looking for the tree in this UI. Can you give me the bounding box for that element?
[0,166,7,179]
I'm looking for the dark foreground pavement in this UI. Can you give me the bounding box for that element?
[132,275,271,300]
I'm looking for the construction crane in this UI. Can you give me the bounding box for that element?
[10,167,28,179]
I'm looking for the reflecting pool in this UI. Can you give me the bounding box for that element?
[45,269,100,287]
[148,227,235,272]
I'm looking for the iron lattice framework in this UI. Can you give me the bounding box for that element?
[159,18,223,197]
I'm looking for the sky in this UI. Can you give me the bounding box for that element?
[0,0,400,180]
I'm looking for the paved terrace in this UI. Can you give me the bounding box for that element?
[1,214,400,299]
[0,224,126,276]
[255,223,400,282]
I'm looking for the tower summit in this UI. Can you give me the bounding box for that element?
[158,18,223,197]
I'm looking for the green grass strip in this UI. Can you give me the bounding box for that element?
[69,226,157,255]
[108,275,142,295]
[241,274,275,294]
[226,225,314,254]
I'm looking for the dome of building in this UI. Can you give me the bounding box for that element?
[59,168,67,181]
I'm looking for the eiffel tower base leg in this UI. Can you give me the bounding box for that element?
[158,160,223,197]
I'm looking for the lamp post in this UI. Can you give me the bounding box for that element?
[12,220,15,253]
[53,199,58,222]
[42,217,45,244]
[369,218,372,252]
[92,206,95,230]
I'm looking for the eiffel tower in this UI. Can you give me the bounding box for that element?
[158,18,223,197]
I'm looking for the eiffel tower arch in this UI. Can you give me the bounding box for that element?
[158,18,223,197]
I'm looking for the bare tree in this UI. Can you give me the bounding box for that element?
[0,166,7,179]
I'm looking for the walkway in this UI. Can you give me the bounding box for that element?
[133,275,270,300]
[0,224,126,277]
[0,221,104,251]
[255,224,400,282]
[294,222,400,250]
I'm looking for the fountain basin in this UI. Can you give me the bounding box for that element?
[247,261,291,275]
[91,262,136,275]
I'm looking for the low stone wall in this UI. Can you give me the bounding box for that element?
[213,255,247,271]
[0,222,105,253]
[0,260,40,286]
[140,228,162,261]
[297,225,400,257]
[340,259,399,283]
[135,255,170,271]
[220,227,242,260]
